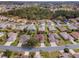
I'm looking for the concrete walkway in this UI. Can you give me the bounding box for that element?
[4,41,13,46]
[34,43,45,58]
[40,43,45,47]
[69,49,76,55]
[70,39,77,44]
[50,42,57,46]
[17,43,22,47]
[69,39,77,55]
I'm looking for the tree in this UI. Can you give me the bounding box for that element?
[22,38,39,48]
[64,48,69,53]
[0,7,53,20]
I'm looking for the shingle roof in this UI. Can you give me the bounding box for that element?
[70,32,79,39]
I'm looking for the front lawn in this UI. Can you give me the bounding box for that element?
[74,48,79,52]
[49,51,61,58]
[44,32,50,46]
[40,51,61,58]
[0,34,7,45]
[29,52,35,58]
[57,38,72,46]
[40,51,50,58]
[11,38,19,46]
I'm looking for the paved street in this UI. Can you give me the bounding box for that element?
[0,44,79,52]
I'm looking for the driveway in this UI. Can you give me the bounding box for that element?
[70,39,77,44]
[34,43,45,58]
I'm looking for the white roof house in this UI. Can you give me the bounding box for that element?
[27,23,36,31]
[39,23,45,31]
[54,33,61,39]
[15,25,27,30]
[20,35,30,43]
[7,32,18,42]
[60,32,74,40]
[67,23,78,30]
[47,21,56,31]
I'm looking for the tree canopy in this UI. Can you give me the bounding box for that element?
[1,7,79,20]
[53,10,79,19]
[1,7,53,20]
[22,38,39,48]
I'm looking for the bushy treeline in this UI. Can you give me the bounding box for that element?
[53,10,79,19]
[1,7,53,20]
[1,6,79,20]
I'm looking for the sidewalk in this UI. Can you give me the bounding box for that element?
[4,41,13,46]
[69,39,77,55]
[34,43,45,58]
[50,42,57,46]
[34,52,41,58]
[69,49,76,55]
[70,39,77,44]
[40,43,45,47]
[17,43,22,47]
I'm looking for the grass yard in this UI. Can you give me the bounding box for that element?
[29,52,35,58]
[57,38,72,46]
[40,51,61,58]
[11,38,19,46]
[40,51,50,58]
[74,48,79,52]
[0,34,7,45]
[49,51,62,58]
[44,33,50,46]
[44,24,50,46]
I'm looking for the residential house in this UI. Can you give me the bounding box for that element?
[67,23,78,30]
[35,33,44,43]
[38,22,45,32]
[60,32,74,40]
[48,33,58,43]
[20,35,30,43]
[47,20,56,32]
[27,23,36,31]
[57,26,68,32]
[7,32,17,42]
[70,32,79,39]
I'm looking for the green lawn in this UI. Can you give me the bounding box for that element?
[29,52,35,58]
[49,51,61,58]
[44,24,50,46]
[3,50,13,58]
[44,33,50,46]
[40,51,61,58]
[74,48,79,52]
[57,38,72,46]
[40,51,50,58]
[0,34,7,45]
[11,38,19,46]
